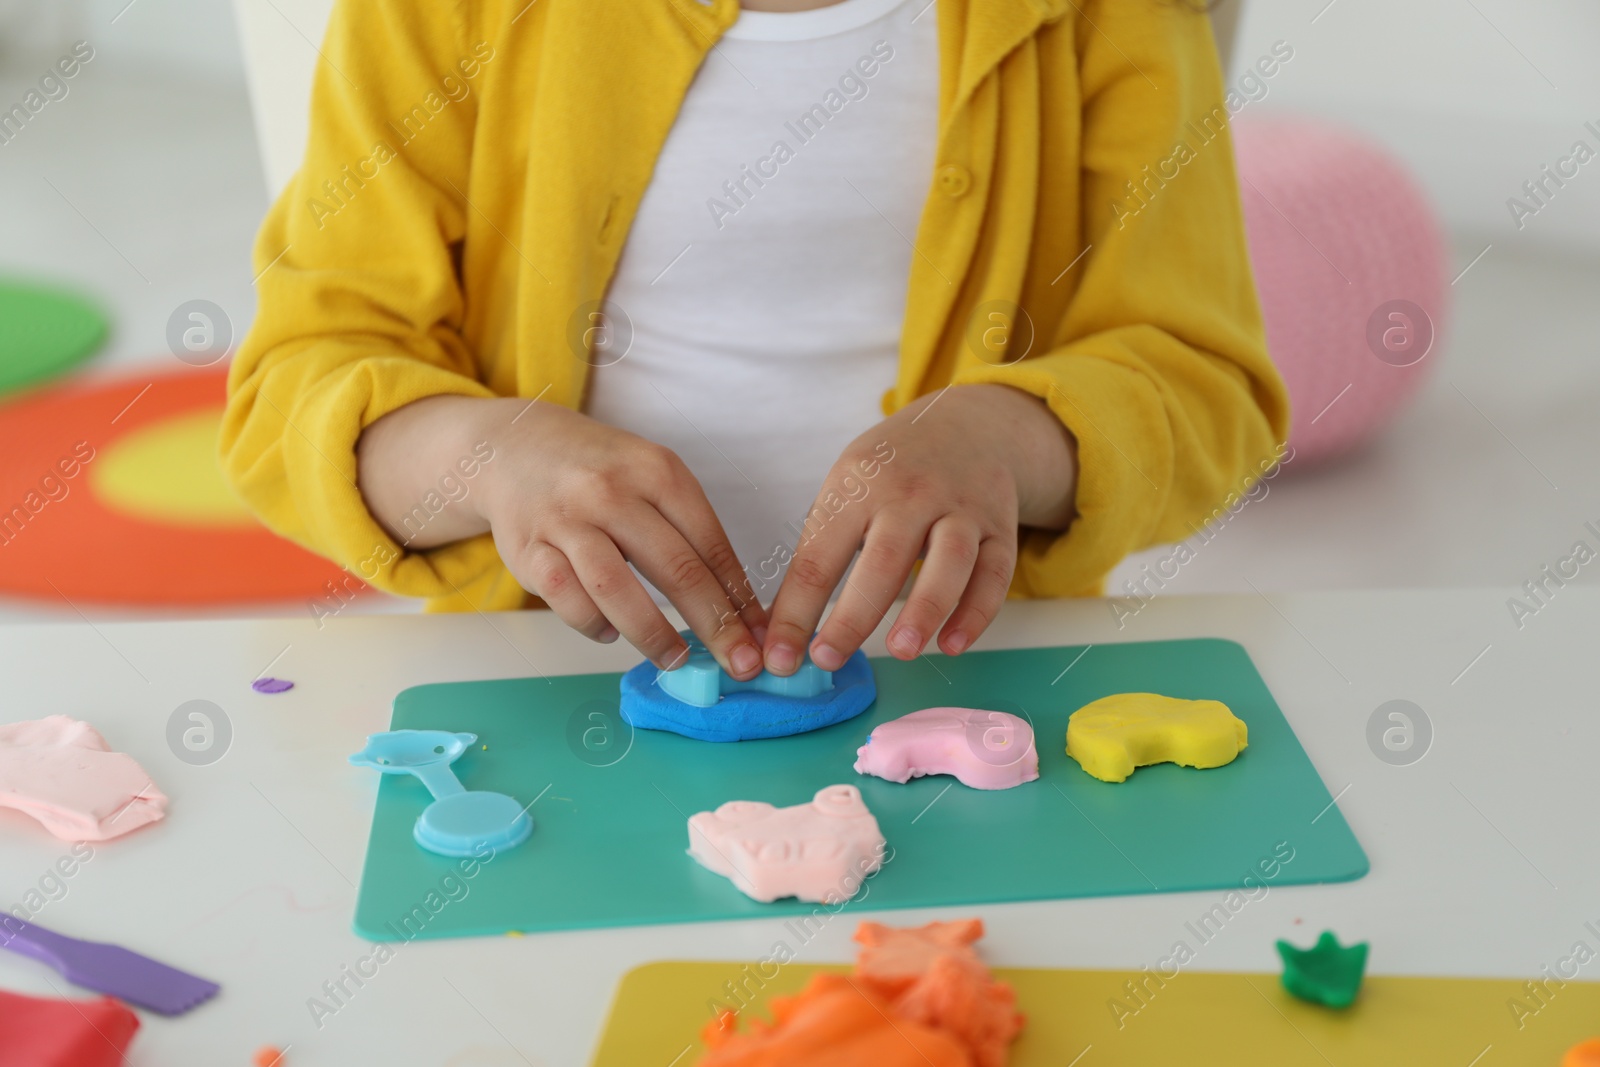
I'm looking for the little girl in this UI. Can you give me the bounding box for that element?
[221,0,1287,684]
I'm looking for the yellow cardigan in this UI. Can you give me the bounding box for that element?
[221,0,1288,613]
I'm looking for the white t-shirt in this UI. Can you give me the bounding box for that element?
[584,0,938,604]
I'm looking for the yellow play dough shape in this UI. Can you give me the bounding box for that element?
[91,409,255,527]
[1065,693,1247,783]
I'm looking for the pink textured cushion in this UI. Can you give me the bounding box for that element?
[1234,115,1448,465]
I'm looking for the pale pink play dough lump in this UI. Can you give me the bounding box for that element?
[687,784,887,904]
[0,716,167,841]
[855,707,1039,790]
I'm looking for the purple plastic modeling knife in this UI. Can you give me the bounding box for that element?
[0,915,219,1015]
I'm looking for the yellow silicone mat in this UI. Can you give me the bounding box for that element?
[591,959,1597,1065]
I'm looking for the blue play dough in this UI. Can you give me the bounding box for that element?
[620,649,876,742]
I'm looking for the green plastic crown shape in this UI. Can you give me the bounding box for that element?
[1276,930,1369,1009]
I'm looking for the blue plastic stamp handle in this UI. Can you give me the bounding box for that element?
[657,633,833,708]
[348,729,475,798]
[349,730,532,857]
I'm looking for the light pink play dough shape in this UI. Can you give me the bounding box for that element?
[0,716,167,841]
[855,707,1039,790]
[687,784,887,904]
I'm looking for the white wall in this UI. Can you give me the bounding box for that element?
[1232,0,1600,253]
[229,0,332,199]
[0,0,245,85]
[4,0,1596,253]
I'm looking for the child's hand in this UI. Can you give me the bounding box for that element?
[761,384,1077,676]
[478,401,770,676]
[358,396,768,678]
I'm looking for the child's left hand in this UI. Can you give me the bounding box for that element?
[761,384,1078,676]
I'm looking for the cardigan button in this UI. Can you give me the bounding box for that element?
[937,163,972,198]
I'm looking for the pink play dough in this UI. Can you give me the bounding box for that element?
[0,716,167,841]
[688,784,886,904]
[855,707,1039,790]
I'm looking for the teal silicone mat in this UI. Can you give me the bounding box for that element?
[353,639,1367,940]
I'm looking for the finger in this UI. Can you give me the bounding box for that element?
[810,513,929,672]
[642,456,770,640]
[560,527,689,670]
[509,539,618,643]
[885,517,981,660]
[763,510,868,676]
[937,535,1017,656]
[611,505,764,681]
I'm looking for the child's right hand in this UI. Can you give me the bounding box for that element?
[357,395,768,679]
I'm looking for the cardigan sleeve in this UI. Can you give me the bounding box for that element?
[218,0,511,602]
[952,0,1290,597]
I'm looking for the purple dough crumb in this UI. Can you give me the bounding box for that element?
[252,677,294,694]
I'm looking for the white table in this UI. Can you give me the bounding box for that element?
[0,589,1590,1065]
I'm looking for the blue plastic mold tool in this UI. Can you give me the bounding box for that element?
[348,730,532,857]
[620,632,876,742]
[659,632,833,706]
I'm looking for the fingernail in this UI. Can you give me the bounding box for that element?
[889,628,923,658]
[944,630,970,655]
[811,642,844,671]
[598,625,619,643]
[657,644,690,671]
[751,624,768,646]
[768,643,799,675]
[731,643,762,677]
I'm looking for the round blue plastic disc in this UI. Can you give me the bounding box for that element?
[413,790,532,857]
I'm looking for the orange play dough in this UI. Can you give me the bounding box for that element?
[700,976,970,1067]
[698,919,1024,1067]
[1565,1038,1600,1067]
[856,919,1025,1067]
